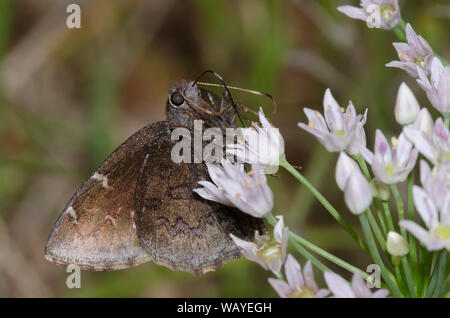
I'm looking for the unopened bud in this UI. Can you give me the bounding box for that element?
[344,170,373,215]
[387,231,409,257]
[395,83,420,125]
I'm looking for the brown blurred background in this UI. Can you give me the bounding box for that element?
[0,0,448,297]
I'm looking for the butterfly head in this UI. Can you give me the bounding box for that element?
[166,80,231,129]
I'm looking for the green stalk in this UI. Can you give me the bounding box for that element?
[264,213,371,281]
[391,186,407,236]
[407,173,418,296]
[354,155,386,252]
[373,199,388,235]
[401,257,416,297]
[367,210,386,251]
[360,213,403,297]
[382,201,395,231]
[426,251,447,297]
[280,155,368,254]
[392,19,406,42]
[391,185,416,297]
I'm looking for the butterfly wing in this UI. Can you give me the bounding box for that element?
[45,121,170,270]
[134,131,265,275]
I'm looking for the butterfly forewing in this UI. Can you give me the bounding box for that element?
[44,122,169,270]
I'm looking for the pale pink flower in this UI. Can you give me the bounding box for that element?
[386,23,434,78]
[298,89,372,163]
[268,254,330,298]
[371,130,418,184]
[324,272,390,298]
[400,186,450,251]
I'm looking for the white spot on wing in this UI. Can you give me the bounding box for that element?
[67,206,78,224]
[92,172,109,188]
[105,215,116,226]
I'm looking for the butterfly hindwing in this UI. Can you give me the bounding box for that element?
[134,130,265,275]
[45,121,170,270]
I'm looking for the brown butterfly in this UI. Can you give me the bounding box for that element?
[45,77,265,275]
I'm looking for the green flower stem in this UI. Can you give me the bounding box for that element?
[279,155,369,254]
[359,213,403,297]
[444,115,450,129]
[354,155,370,178]
[416,246,427,297]
[401,257,416,297]
[391,185,407,237]
[393,19,407,42]
[391,185,416,296]
[423,249,435,295]
[393,265,408,296]
[382,201,395,231]
[426,251,448,297]
[264,213,372,282]
[373,199,388,235]
[407,173,419,296]
[353,155,386,252]
[367,209,386,251]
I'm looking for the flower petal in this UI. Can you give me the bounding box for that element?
[324,272,356,298]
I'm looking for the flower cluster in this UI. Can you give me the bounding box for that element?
[191,1,449,298]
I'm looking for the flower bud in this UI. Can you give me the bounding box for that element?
[336,152,360,191]
[395,83,420,125]
[344,170,373,215]
[387,231,409,257]
[412,108,433,137]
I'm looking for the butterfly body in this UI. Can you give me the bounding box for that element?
[45,80,264,274]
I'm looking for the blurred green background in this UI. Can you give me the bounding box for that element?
[0,0,448,297]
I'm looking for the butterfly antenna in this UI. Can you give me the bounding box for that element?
[196,82,277,114]
[193,70,247,127]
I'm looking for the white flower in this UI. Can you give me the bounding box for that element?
[337,0,401,30]
[226,108,284,174]
[400,186,450,251]
[324,272,390,298]
[386,231,409,257]
[417,57,450,115]
[230,215,288,276]
[334,152,373,214]
[394,82,420,125]
[403,116,450,166]
[420,160,450,212]
[386,23,434,78]
[298,89,372,163]
[371,130,418,184]
[268,254,330,298]
[193,160,273,218]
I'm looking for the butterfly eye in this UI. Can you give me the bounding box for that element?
[170,92,184,106]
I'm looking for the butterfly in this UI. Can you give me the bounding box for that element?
[45,78,265,275]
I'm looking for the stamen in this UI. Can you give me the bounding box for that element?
[391,137,398,149]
